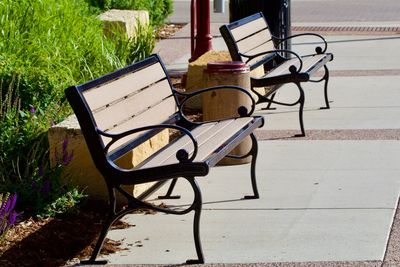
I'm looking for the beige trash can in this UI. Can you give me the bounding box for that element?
[203,61,253,165]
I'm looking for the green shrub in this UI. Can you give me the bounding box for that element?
[112,22,155,63]
[0,0,124,109]
[86,0,174,26]
[4,137,87,218]
[0,0,154,217]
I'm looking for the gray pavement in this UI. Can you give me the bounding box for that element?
[168,0,400,24]
[82,1,400,266]
[104,140,400,264]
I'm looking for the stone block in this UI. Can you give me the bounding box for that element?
[48,114,169,204]
[99,9,149,39]
[186,50,232,109]
[185,50,271,107]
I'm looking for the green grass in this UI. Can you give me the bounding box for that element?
[0,0,124,108]
[0,0,155,217]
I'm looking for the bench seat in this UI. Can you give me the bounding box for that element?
[253,53,334,87]
[141,117,258,169]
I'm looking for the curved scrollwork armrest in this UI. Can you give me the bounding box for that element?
[273,33,328,54]
[174,85,256,123]
[240,49,303,73]
[98,124,198,163]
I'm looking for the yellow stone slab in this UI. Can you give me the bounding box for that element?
[48,114,169,204]
[186,50,269,106]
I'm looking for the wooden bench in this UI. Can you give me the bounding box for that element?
[65,54,264,264]
[220,12,334,136]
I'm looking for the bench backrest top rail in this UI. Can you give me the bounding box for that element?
[220,12,277,70]
[65,54,178,163]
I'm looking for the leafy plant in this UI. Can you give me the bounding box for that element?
[0,0,124,109]
[0,0,154,215]
[0,77,55,184]
[0,193,18,240]
[112,21,155,63]
[6,138,87,218]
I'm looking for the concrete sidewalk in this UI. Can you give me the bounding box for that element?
[84,2,400,266]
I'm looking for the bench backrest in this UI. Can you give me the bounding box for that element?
[220,12,277,70]
[65,55,178,168]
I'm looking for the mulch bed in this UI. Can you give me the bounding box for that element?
[156,23,186,40]
[0,202,125,266]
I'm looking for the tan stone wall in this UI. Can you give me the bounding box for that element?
[48,115,169,204]
[98,9,149,39]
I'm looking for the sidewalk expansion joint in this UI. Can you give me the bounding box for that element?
[255,129,400,141]
[292,26,400,34]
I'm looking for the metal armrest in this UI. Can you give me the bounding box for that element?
[240,49,303,73]
[98,124,198,163]
[272,33,328,54]
[173,85,256,123]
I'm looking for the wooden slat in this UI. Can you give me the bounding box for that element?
[140,118,253,168]
[242,42,276,67]
[236,29,273,55]
[194,118,252,161]
[301,54,332,76]
[140,122,219,168]
[264,58,299,77]
[103,96,177,153]
[231,17,268,41]
[93,79,172,130]
[264,54,329,78]
[83,62,166,111]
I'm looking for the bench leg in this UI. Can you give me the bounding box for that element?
[253,84,306,136]
[321,65,330,110]
[261,92,277,110]
[185,177,205,264]
[295,82,306,137]
[244,133,260,199]
[158,178,181,199]
[81,186,118,265]
[82,179,205,265]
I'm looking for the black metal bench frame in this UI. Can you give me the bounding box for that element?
[220,12,334,136]
[65,54,264,264]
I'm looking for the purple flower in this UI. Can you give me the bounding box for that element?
[41,180,52,195]
[0,193,18,236]
[8,193,16,212]
[62,150,74,166]
[29,105,36,114]
[31,180,37,190]
[38,164,44,177]
[61,138,74,165]
[62,138,69,152]
[0,193,17,216]
[7,211,17,225]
